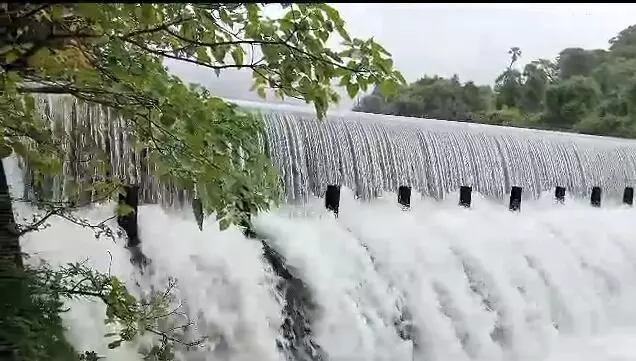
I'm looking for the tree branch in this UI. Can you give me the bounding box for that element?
[121,16,194,39]
[17,4,52,20]
[123,38,250,71]
[17,207,60,236]
[159,28,362,73]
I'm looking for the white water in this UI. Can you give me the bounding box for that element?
[254,100,636,202]
[9,155,636,360]
[32,95,636,209]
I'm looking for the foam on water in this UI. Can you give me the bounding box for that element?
[253,189,636,361]
[11,150,636,360]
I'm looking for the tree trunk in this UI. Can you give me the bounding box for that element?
[0,159,22,361]
[117,185,139,248]
[118,185,148,268]
[0,159,22,269]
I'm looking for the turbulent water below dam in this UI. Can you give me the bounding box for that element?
[12,97,636,360]
[10,155,636,360]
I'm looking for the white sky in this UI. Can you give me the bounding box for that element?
[167,3,636,110]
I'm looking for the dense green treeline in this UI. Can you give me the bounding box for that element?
[354,25,636,138]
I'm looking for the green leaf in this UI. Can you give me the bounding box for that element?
[211,46,228,64]
[219,9,233,26]
[116,204,135,217]
[280,18,294,33]
[4,49,20,64]
[378,79,397,97]
[160,114,175,127]
[219,218,230,231]
[196,48,211,64]
[0,143,13,158]
[394,71,407,85]
[23,94,36,111]
[317,30,329,43]
[346,82,359,99]
[231,48,244,66]
[256,86,266,98]
[139,4,156,26]
[246,4,260,22]
[49,5,66,20]
[181,22,195,40]
[339,73,352,87]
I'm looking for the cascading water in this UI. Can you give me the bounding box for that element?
[11,98,636,360]
[234,100,636,203]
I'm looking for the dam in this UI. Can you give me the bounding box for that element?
[245,98,636,206]
[24,95,636,207]
[8,95,636,361]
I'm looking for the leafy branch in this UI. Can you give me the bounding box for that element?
[1,261,203,360]
[1,2,404,231]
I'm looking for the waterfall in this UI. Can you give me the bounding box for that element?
[26,95,636,206]
[9,97,636,360]
[231,100,636,203]
[25,94,190,207]
[12,175,636,360]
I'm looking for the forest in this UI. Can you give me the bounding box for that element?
[354,24,636,139]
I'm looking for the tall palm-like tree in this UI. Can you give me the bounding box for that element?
[508,46,522,69]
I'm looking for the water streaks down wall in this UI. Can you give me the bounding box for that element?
[232,100,636,203]
[25,94,190,207]
[26,95,636,209]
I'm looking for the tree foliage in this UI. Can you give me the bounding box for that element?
[353,75,491,122]
[354,24,636,138]
[0,199,206,360]
[1,259,194,361]
[1,3,405,229]
[1,3,405,360]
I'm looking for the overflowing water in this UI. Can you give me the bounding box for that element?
[27,94,189,207]
[10,149,636,360]
[28,95,636,206]
[227,100,636,202]
[11,97,636,360]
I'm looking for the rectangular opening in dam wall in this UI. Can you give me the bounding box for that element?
[509,186,522,212]
[325,185,341,216]
[459,186,472,208]
[398,186,411,209]
[555,186,566,204]
[118,185,139,248]
[591,186,602,208]
[623,187,634,206]
[318,184,619,213]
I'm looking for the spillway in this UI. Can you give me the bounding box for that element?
[232,99,636,202]
[25,95,636,205]
[8,97,636,361]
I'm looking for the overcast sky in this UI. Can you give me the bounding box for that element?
[167,3,636,110]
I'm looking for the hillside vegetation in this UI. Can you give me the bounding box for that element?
[354,25,636,139]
